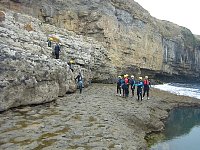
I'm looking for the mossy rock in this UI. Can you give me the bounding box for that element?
[145,132,166,148]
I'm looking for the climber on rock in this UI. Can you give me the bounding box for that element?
[47,37,53,47]
[54,43,61,59]
[68,60,74,72]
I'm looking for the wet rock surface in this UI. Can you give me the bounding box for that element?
[1,84,200,150]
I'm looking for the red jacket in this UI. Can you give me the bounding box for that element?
[143,79,150,85]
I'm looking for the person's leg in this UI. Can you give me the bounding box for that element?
[127,85,129,97]
[143,88,146,97]
[55,53,59,59]
[147,88,149,99]
[80,87,82,93]
[126,87,129,97]
[124,87,127,98]
[117,85,120,95]
[57,53,59,59]
[119,87,121,96]
[78,81,82,94]
[131,87,134,97]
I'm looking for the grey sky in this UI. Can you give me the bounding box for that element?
[135,0,200,35]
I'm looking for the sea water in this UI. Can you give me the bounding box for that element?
[150,83,200,150]
[150,108,200,150]
[153,83,200,99]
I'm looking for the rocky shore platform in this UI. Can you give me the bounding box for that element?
[1,84,200,150]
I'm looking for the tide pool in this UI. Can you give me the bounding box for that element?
[150,107,200,150]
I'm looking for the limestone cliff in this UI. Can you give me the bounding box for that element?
[1,0,200,78]
[0,9,108,111]
[1,0,200,110]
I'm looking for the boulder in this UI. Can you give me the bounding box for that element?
[0,44,76,111]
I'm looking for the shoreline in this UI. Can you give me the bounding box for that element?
[1,84,200,149]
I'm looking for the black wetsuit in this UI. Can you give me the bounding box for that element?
[54,44,60,59]
[130,79,136,97]
[117,78,122,95]
[137,81,143,101]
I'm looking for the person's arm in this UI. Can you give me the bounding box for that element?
[137,82,143,86]
[75,75,78,80]
[134,81,138,86]
[75,75,79,82]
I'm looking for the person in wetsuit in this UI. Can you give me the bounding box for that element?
[136,77,143,101]
[116,76,122,96]
[75,72,83,94]
[124,74,129,98]
[130,75,136,97]
[54,43,61,59]
[143,76,151,100]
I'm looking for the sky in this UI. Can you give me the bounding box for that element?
[134,0,200,35]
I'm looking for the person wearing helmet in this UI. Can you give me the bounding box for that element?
[68,60,75,72]
[47,37,53,47]
[143,76,151,100]
[130,75,136,97]
[116,76,122,96]
[54,43,61,59]
[75,72,83,94]
[136,77,143,101]
[124,74,129,98]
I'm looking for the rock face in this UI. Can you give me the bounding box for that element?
[0,10,79,111]
[1,0,200,110]
[0,10,108,111]
[0,44,75,111]
[1,0,200,78]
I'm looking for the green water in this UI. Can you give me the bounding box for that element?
[150,107,200,150]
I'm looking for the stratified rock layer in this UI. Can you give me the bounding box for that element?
[1,0,200,77]
[0,44,75,111]
[0,10,108,111]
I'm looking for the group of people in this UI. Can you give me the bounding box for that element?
[47,37,151,99]
[116,75,151,101]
